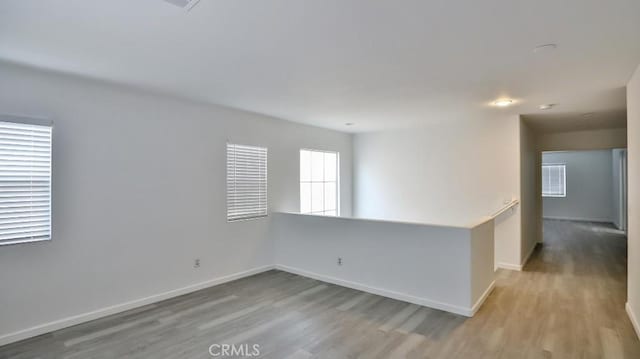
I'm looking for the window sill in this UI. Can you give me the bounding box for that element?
[0,237,52,247]
[227,215,268,223]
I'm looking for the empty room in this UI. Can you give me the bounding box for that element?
[0,1,639,358]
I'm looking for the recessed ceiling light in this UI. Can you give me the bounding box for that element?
[493,99,514,107]
[539,104,555,110]
[533,44,557,53]
[345,122,355,126]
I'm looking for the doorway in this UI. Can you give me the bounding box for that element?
[541,149,627,228]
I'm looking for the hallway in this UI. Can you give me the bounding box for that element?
[486,219,638,358]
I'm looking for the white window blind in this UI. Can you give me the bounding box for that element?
[0,120,52,246]
[227,143,267,221]
[300,149,339,216]
[542,164,566,197]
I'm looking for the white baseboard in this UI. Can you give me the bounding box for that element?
[470,281,496,316]
[521,242,537,268]
[497,262,522,271]
[275,264,484,317]
[627,302,640,340]
[0,265,275,347]
[543,216,613,224]
[496,243,537,272]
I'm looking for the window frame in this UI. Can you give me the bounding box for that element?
[0,115,53,247]
[541,163,567,198]
[226,143,268,222]
[299,148,340,216]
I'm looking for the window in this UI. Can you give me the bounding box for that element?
[300,149,339,216]
[0,120,52,246]
[226,143,267,221]
[542,164,566,197]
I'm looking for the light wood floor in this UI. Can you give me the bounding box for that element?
[1,220,639,358]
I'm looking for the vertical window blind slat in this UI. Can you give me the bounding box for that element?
[227,143,267,221]
[0,120,52,246]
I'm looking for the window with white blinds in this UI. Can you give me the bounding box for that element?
[542,164,566,197]
[226,143,267,221]
[0,120,52,246]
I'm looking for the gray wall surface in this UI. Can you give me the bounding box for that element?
[542,150,613,222]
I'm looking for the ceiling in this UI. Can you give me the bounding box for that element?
[523,109,627,133]
[1,0,639,132]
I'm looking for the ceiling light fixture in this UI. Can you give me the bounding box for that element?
[493,99,514,107]
[345,122,355,126]
[582,112,596,118]
[539,104,555,110]
[533,43,557,53]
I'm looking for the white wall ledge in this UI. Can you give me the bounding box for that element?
[276,211,492,230]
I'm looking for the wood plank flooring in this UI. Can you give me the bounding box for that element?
[1,219,639,358]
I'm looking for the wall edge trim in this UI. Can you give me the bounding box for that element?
[626,302,640,340]
[275,264,480,317]
[497,262,522,271]
[470,280,496,316]
[542,216,614,224]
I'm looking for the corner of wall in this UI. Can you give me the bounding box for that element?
[626,62,640,339]
[350,132,358,218]
[627,302,640,340]
[518,117,540,268]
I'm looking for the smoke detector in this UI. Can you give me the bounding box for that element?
[163,0,201,10]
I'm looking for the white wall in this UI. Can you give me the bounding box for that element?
[611,149,626,230]
[353,117,522,268]
[627,63,640,339]
[542,150,613,223]
[519,119,539,263]
[272,213,495,316]
[0,61,353,344]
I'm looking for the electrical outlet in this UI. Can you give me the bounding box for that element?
[337,257,343,266]
[194,259,201,268]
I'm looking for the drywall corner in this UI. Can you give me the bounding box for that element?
[470,218,495,309]
[626,63,640,339]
